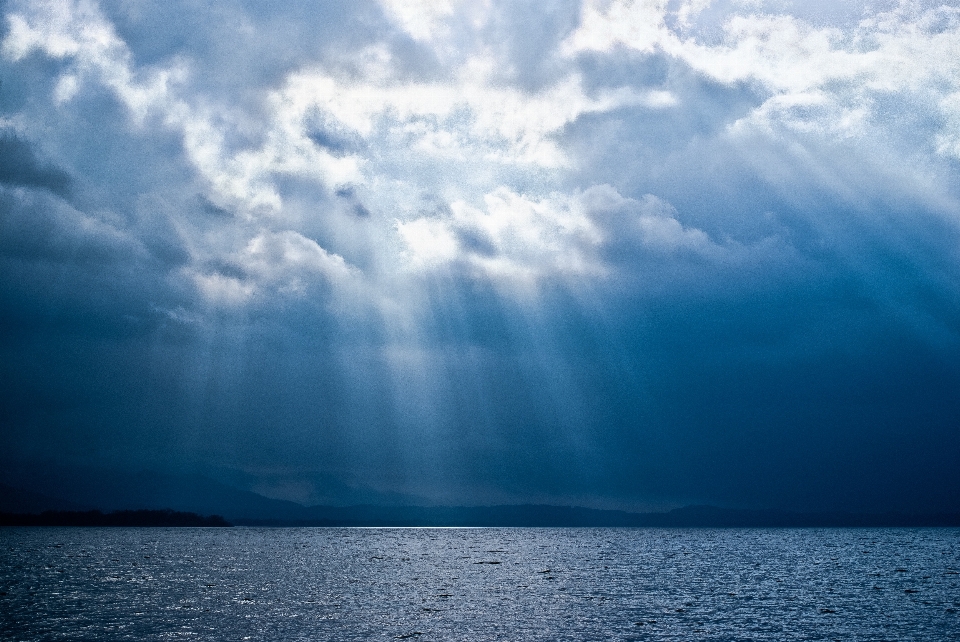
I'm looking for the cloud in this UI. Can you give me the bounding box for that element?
[0,187,133,264]
[379,0,464,42]
[396,184,723,291]
[1,0,960,512]
[563,1,960,155]
[0,135,72,195]
[189,229,359,307]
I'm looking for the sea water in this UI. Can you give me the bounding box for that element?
[1,527,958,641]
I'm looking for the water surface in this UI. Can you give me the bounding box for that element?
[2,527,958,640]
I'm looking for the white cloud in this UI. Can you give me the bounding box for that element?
[562,0,671,55]
[242,230,356,288]
[395,217,461,267]
[189,230,358,307]
[563,1,960,148]
[277,64,674,172]
[397,184,719,288]
[2,0,360,216]
[7,0,960,315]
[2,0,366,309]
[191,270,256,306]
[378,0,494,44]
[675,0,712,28]
[378,0,458,42]
[581,185,714,253]
[937,91,960,158]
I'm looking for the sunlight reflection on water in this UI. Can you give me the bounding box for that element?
[1,527,959,640]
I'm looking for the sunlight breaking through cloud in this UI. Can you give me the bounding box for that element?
[2,0,960,512]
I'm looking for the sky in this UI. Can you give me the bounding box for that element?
[2,0,960,513]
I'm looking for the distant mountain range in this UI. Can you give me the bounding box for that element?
[0,468,312,521]
[229,504,960,528]
[0,509,230,527]
[2,466,959,527]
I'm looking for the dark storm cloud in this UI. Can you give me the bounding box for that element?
[0,135,71,195]
[1,0,960,514]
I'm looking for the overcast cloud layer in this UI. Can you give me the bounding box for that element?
[2,0,960,511]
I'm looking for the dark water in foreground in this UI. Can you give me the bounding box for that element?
[1,527,958,641]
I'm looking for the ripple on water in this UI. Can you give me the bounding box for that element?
[1,527,959,640]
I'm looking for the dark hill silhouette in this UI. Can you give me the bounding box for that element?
[0,509,230,527]
[0,463,311,521]
[233,504,960,527]
[3,463,958,527]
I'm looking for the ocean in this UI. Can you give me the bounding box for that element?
[1,527,958,640]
